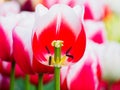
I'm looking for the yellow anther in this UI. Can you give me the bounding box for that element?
[51,40,63,48]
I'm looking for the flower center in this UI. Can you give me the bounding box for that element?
[45,40,74,67]
[51,40,64,67]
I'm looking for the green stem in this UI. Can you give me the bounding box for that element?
[25,75,30,90]
[10,61,15,90]
[54,66,60,90]
[37,73,43,90]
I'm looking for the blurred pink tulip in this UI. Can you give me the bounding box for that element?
[0,14,21,61]
[13,11,35,74]
[0,1,20,16]
[0,59,24,78]
[84,20,107,44]
[61,40,101,90]
[0,74,10,90]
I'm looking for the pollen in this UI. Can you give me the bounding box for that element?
[51,40,63,48]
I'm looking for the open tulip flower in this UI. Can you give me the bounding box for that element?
[32,4,86,73]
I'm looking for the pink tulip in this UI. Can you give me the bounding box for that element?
[84,20,107,44]
[0,1,20,16]
[84,0,106,20]
[13,11,35,74]
[35,0,106,20]
[0,59,24,78]
[32,4,86,73]
[0,14,21,61]
[61,40,101,90]
[0,74,10,90]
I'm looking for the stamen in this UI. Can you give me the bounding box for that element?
[49,56,52,65]
[66,47,72,54]
[51,40,63,66]
[66,47,74,59]
[66,54,74,59]
[51,40,63,48]
[45,46,50,53]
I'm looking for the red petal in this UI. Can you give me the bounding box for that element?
[13,34,34,74]
[69,59,97,90]
[30,73,53,85]
[84,4,93,20]
[91,30,105,44]
[32,19,57,62]
[69,25,86,62]
[32,56,54,73]
[0,25,11,61]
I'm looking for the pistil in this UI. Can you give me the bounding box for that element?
[52,40,63,67]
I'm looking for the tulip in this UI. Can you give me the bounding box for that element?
[32,3,86,72]
[104,12,120,43]
[84,20,107,44]
[0,13,27,90]
[0,1,20,16]
[0,14,21,61]
[12,11,35,90]
[32,4,86,90]
[36,0,106,20]
[61,40,101,90]
[13,11,35,74]
[83,0,106,20]
[104,0,120,14]
[99,42,120,82]
[16,0,42,11]
[0,59,24,78]
[0,74,10,90]
[111,80,120,90]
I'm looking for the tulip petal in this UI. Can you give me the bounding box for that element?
[0,15,20,61]
[84,20,106,44]
[13,12,35,74]
[67,41,99,90]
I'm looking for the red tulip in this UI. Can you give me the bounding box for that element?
[0,14,21,61]
[32,4,86,73]
[61,40,101,90]
[13,12,35,74]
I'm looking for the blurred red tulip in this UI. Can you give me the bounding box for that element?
[0,74,10,90]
